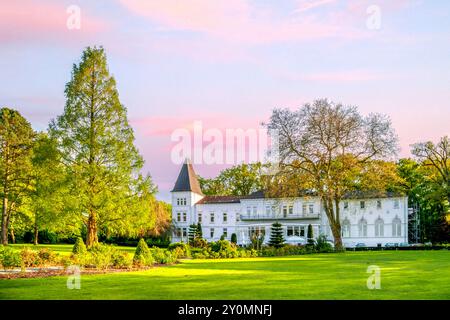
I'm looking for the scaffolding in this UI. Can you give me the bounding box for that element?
[408,203,420,243]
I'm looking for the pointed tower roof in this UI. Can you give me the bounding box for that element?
[171,159,203,195]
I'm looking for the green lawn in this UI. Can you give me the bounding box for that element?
[1,250,449,299]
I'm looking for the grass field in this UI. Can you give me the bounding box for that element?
[1,250,449,300]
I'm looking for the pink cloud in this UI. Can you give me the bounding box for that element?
[0,0,109,44]
[118,0,368,45]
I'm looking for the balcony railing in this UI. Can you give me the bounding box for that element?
[240,213,320,221]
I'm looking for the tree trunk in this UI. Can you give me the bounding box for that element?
[1,196,8,245]
[34,222,39,245]
[322,196,344,252]
[86,211,98,248]
[330,223,344,252]
[10,227,15,244]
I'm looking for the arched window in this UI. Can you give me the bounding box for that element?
[375,218,384,237]
[358,218,367,237]
[392,217,401,237]
[342,219,351,238]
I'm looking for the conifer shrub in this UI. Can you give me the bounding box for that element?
[230,233,237,245]
[72,237,87,255]
[133,238,153,267]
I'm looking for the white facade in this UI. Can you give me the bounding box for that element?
[171,163,409,248]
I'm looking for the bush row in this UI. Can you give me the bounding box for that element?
[0,246,61,269]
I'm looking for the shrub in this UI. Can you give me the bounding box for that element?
[315,235,333,253]
[72,237,87,255]
[168,242,191,258]
[88,244,113,270]
[20,247,40,267]
[0,246,22,269]
[38,248,58,266]
[110,250,132,269]
[133,238,153,267]
[150,247,177,264]
[230,233,237,245]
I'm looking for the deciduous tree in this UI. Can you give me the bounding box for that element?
[0,108,35,245]
[266,99,398,251]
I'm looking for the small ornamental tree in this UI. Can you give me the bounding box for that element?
[230,233,237,245]
[188,224,198,245]
[72,237,87,255]
[269,222,285,248]
[196,222,203,238]
[307,224,314,245]
[133,238,152,266]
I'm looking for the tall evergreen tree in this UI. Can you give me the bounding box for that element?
[269,222,285,248]
[49,46,153,247]
[196,222,203,238]
[0,108,35,245]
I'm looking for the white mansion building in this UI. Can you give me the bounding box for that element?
[171,161,409,248]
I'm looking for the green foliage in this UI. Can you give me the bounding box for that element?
[150,247,176,264]
[307,224,315,246]
[269,222,285,248]
[198,162,266,196]
[196,223,203,238]
[260,245,307,257]
[0,108,35,245]
[0,246,22,269]
[315,235,334,253]
[230,233,237,244]
[188,224,198,245]
[133,238,153,267]
[168,242,191,258]
[72,237,87,255]
[49,46,156,246]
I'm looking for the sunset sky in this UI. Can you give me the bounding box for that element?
[1,0,449,201]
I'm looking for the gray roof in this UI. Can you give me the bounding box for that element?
[171,160,203,195]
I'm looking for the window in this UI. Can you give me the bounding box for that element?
[342,219,351,238]
[265,206,270,215]
[309,204,314,215]
[210,228,214,238]
[289,205,293,215]
[375,218,384,237]
[287,226,305,237]
[177,212,181,222]
[358,218,367,237]
[252,206,257,216]
[182,212,187,222]
[223,213,227,223]
[377,200,382,209]
[394,200,400,209]
[176,198,180,206]
[302,204,307,215]
[246,207,251,215]
[360,201,366,209]
[210,213,215,223]
[177,198,186,206]
[182,228,187,237]
[392,217,401,236]
[249,226,265,238]
[198,213,202,223]
[282,205,287,217]
[271,206,276,214]
[175,228,182,237]
[344,202,349,210]
[223,228,228,238]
